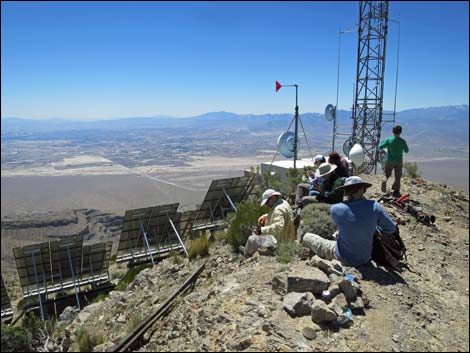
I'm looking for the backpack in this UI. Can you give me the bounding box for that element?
[371,226,407,272]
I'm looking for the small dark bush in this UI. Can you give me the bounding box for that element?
[225,200,266,252]
[403,161,422,179]
[276,241,301,264]
[115,264,152,291]
[189,235,210,260]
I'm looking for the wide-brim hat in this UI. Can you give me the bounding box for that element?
[260,189,281,207]
[314,163,337,178]
[336,176,373,190]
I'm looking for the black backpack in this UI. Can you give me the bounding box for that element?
[371,226,407,272]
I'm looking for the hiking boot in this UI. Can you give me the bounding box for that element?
[392,190,401,198]
[381,181,387,193]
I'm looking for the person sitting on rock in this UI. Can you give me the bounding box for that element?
[243,189,295,257]
[295,162,346,208]
[302,176,396,266]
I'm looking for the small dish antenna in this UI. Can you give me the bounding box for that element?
[277,131,299,158]
[378,149,388,170]
[325,104,336,121]
[343,138,353,156]
[349,143,365,168]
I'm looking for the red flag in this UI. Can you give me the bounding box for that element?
[275,80,282,92]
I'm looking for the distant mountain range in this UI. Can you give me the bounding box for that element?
[2,105,468,159]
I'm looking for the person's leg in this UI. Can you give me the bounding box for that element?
[302,232,338,261]
[382,162,393,193]
[244,235,277,257]
[392,161,403,194]
[295,183,311,206]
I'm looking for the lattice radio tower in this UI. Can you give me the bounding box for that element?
[351,1,389,174]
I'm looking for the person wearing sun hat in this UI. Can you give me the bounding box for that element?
[302,176,396,266]
[242,189,295,257]
[295,162,346,208]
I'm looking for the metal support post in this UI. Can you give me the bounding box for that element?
[140,222,155,266]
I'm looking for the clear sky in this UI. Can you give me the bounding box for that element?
[1,1,469,120]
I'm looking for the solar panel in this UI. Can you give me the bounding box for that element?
[80,241,112,286]
[173,210,198,238]
[1,275,13,319]
[116,203,184,264]
[193,176,257,227]
[13,241,52,298]
[49,235,83,291]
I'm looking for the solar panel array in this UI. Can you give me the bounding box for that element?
[116,203,184,263]
[1,275,13,319]
[193,175,257,227]
[116,175,259,265]
[13,235,112,299]
[2,173,261,319]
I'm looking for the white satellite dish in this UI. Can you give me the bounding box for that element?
[325,104,336,121]
[277,131,299,158]
[349,143,365,168]
[343,138,353,156]
[378,149,388,170]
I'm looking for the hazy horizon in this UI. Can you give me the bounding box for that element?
[2,104,469,122]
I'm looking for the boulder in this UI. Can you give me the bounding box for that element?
[348,297,365,312]
[339,278,359,301]
[283,292,315,317]
[311,300,337,324]
[59,306,79,324]
[332,293,348,309]
[272,272,288,296]
[287,267,330,294]
[329,284,341,298]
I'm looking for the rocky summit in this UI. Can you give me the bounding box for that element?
[2,174,469,352]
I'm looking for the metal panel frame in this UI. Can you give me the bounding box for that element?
[116,204,185,264]
[1,275,13,319]
[80,241,113,288]
[193,176,256,227]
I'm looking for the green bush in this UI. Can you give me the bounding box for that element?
[403,161,422,179]
[225,200,266,252]
[1,324,32,352]
[276,241,301,264]
[188,234,210,260]
[115,264,152,291]
[76,327,105,352]
[301,203,337,239]
[21,312,44,338]
[93,293,109,303]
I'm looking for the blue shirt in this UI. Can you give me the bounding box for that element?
[331,199,396,266]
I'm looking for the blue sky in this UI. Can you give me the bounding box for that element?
[1,1,469,120]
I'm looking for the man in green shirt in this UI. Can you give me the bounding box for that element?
[379,125,409,197]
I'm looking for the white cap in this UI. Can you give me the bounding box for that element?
[313,154,326,163]
[260,189,281,207]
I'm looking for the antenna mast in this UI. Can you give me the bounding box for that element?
[351,1,389,174]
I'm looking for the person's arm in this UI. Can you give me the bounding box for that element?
[379,138,388,150]
[403,139,409,153]
[261,208,285,236]
[375,202,396,234]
